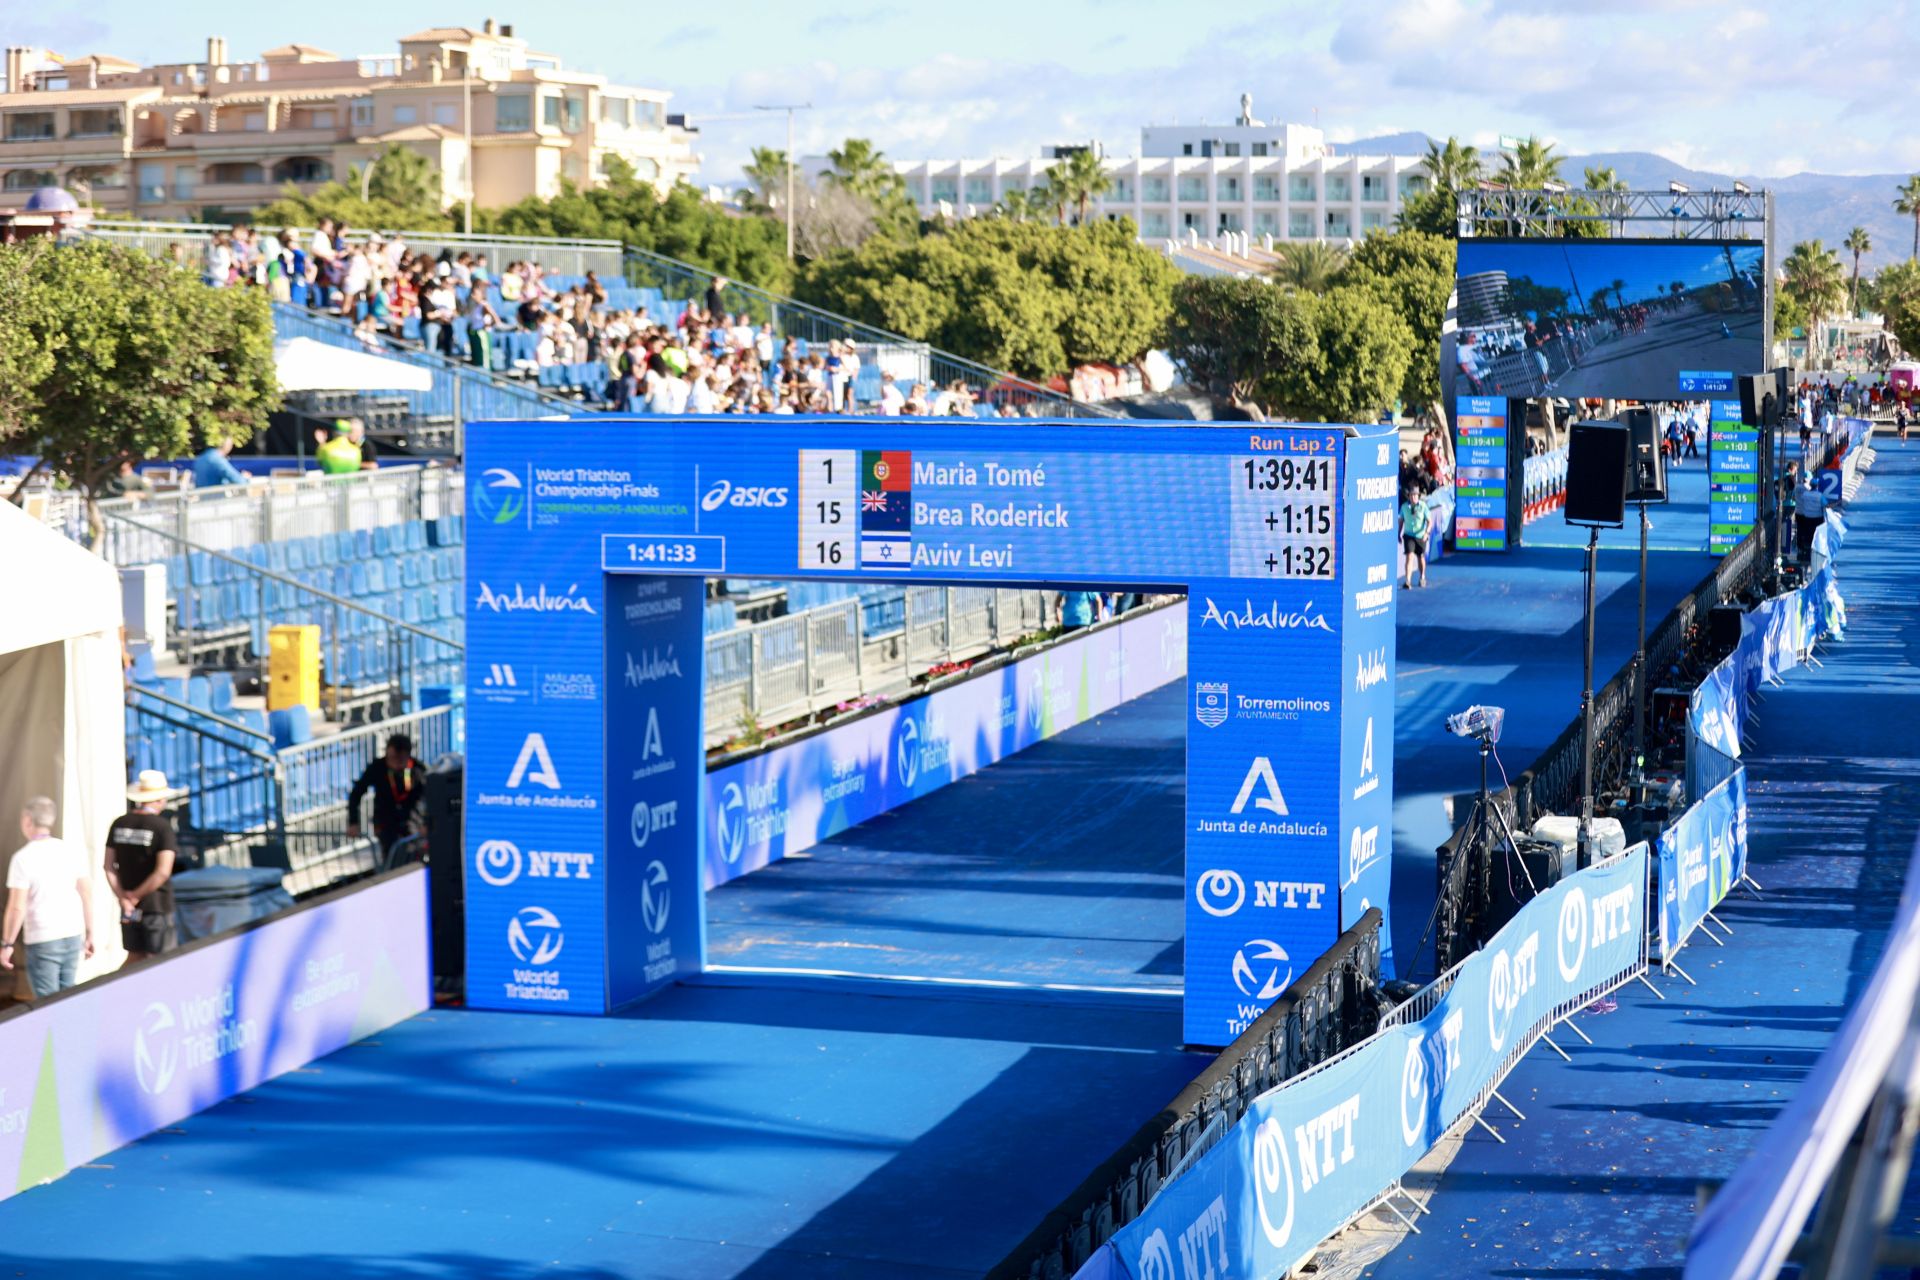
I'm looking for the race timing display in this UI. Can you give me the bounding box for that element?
[463,417,1399,1046]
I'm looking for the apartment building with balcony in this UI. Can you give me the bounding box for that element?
[0,20,699,222]
[875,96,1429,247]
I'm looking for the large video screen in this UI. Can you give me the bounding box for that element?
[1454,239,1767,401]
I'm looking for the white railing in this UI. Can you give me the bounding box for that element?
[704,587,1057,747]
[85,220,627,279]
[92,465,464,566]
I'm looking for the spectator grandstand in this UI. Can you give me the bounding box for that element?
[84,220,1120,420]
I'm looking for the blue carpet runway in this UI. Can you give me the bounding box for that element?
[1365,434,1920,1277]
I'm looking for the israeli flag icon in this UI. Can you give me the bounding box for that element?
[1195,682,1229,728]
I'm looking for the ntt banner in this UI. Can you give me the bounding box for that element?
[0,869,428,1201]
[705,604,1187,888]
[1087,847,1647,1280]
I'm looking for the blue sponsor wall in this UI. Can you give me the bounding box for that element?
[706,605,1186,887]
[1085,847,1649,1279]
[463,417,1396,1037]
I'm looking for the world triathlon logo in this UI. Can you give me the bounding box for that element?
[132,1000,179,1095]
[472,468,524,525]
[507,906,564,965]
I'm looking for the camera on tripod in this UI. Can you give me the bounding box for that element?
[1444,704,1505,746]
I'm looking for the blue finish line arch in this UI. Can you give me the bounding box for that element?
[462,417,1399,1046]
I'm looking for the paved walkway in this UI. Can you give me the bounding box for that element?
[1362,435,1920,1277]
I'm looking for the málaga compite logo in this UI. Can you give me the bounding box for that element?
[473,468,524,525]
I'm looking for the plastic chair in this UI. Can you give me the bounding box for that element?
[269,705,313,750]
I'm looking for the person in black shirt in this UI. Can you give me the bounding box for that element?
[107,771,180,962]
[347,734,426,856]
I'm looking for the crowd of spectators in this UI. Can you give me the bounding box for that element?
[196,219,1042,418]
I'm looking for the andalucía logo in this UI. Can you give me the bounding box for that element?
[1199,597,1333,633]
[474,582,597,615]
[473,468,525,525]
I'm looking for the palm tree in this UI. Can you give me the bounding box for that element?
[1897,175,1920,262]
[741,147,792,213]
[1498,135,1564,188]
[822,138,905,205]
[1268,241,1348,293]
[1611,278,1627,311]
[1045,148,1113,225]
[1845,226,1873,312]
[345,144,441,208]
[1583,164,1627,234]
[994,187,1045,223]
[1422,136,1484,194]
[1782,239,1848,360]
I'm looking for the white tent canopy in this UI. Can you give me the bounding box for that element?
[0,499,128,985]
[273,337,433,393]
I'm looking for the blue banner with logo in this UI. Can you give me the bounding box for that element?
[704,606,1187,887]
[604,575,707,1007]
[1341,433,1399,971]
[1657,770,1745,965]
[1096,847,1648,1280]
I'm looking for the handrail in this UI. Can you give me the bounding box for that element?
[100,506,462,649]
[91,218,624,254]
[126,683,275,753]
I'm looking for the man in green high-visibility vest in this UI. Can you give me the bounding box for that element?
[317,419,363,475]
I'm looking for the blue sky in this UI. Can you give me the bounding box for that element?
[11,1,1917,188]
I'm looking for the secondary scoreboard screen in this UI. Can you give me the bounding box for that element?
[1707,399,1759,556]
[577,428,1347,584]
[1454,395,1509,550]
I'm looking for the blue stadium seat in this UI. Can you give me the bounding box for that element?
[270,705,312,749]
[207,672,235,713]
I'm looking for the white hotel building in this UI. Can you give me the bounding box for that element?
[878,97,1430,245]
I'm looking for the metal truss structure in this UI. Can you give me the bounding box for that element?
[1457,187,1771,240]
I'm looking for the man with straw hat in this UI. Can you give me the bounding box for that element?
[107,770,180,963]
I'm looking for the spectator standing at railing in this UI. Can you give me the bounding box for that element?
[1,797,94,997]
[1795,468,1827,563]
[463,280,501,369]
[347,734,426,858]
[106,772,178,964]
[191,438,246,489]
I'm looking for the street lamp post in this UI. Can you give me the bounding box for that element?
[753,102,810,260]
[463,66,474,235]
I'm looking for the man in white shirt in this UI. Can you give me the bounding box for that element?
[2,796,94,997]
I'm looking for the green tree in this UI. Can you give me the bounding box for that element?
[0,239,277,534]
[1498,136,1564,188]
[993,187,1048,224]
[1164,276,1317,411]
[1872,259,1920,356]
[741,146,794,214]
[797,217,1177,378]
[1276,287,1415,423]
[1396,136,1482,238]
[1844,225,1872,314]
[1897,175,1920,262]
[1045,149,1113,225]
[1337,229,1456,418]
[348,144,442,209]
[1781,239,1847,360]
[485,159,792,293]
[1269,241,1348,294]
[822,137,905,203]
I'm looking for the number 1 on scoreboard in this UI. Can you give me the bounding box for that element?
[798,449,858,571]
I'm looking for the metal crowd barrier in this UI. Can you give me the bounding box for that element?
[989,910,1385,1280]
[703,587,1055,747]
[94,465,464,564]
[275,706,459,895]
[85,220,626,280]
[1428,527,1762,973]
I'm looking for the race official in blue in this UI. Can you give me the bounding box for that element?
[191,439,246,488]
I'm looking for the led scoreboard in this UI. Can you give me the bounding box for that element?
[464,418,1398,1046]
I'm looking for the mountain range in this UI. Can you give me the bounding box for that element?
[1345,133,1917,272]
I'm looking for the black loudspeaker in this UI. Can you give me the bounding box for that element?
[1623,408,1667,503]
[1710,603,1746,655]
[424,757,465,990]
[1739,374,1768,427]
[1566,421,1629,526]
[1490,836,1575,926]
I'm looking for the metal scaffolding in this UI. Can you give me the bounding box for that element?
[1456,187,1770,240]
